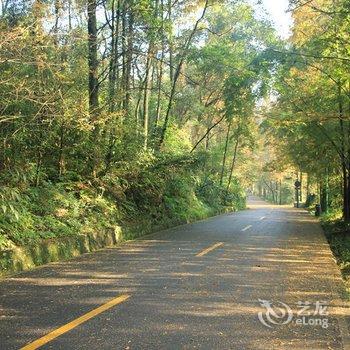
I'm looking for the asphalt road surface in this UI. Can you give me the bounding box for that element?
[0,197,349,349]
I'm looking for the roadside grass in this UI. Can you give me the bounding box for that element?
[0,172,247,275]
[321,211,350,299]
[0,170,246,253]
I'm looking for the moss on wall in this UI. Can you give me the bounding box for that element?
[0,227,123,277]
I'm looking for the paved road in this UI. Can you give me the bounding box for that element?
[0,197,349,349]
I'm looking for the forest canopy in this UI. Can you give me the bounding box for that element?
[0,0,349,250]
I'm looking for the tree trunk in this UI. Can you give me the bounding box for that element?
[220,120,231,186]
[167,0,174,82]
[53,0,60,45]
[324,168,329,213]
[158,0,209,149]
[121,2,127,112]
[68,0,72,30]
[87,0,99,118]
[155,45,164,129]
[338,82,350,220]
[143,43,153,149]
[58,122,65,176]
[279,180,282,205]
[87,0,100,176]
[124,8,134,113]
[270,181,276,203]
[343,165,350,221]
[190,114,226,153]
[103,0,121,175]
[108,0,120,113]
[227,133,240,191]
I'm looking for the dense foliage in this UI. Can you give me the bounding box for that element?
[3,0,349,257]
[258,0,350,219]
[0,0,277,248]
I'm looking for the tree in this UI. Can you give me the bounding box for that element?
[262,0,350,218]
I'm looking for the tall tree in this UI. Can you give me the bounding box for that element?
[87,0,99,118]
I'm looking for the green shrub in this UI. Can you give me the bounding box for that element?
[0,154,247,250]
[322,215,350,298]
[196,177,246,212]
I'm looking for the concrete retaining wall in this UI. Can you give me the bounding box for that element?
[0,226,123,277]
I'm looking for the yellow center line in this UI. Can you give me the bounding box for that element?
[242,225,252,232]
[21,294,131,350]
[196,242,224,257]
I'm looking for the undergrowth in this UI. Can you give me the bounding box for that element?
[321,210,350,298]
[0,154,246,250]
